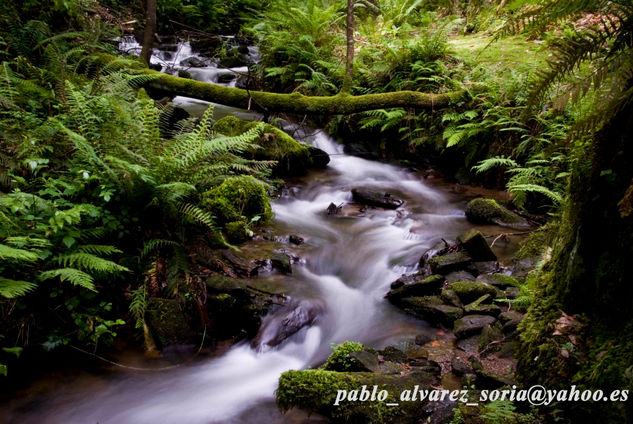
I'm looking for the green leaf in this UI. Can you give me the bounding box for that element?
[62,236,76,248]
[0,278,37,298]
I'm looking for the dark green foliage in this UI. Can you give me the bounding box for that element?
[322,341,364,371]
[201,175,272,225]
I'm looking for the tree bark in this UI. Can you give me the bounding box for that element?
[342,0,355,93]
[140,0,157,66]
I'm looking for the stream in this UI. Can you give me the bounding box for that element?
[1,39,520,424]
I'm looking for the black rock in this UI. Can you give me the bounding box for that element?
[351,188,404,209]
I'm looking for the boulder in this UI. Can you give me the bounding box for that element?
[463,294,502,317]
[308,146,330,168]
[180,56,206,67]
[451,356,473,376]
[455,335,479,354]
[386,274,444,301]
[343,142,379,160]
[453,315,497,339]
[271,253,292,274]
[476,273,521,288]
[221,250,260,277]
[440,289,463,308]
[499,310,524,333]
[457,229,497,261]
[400,296,464,326]
[254,300,322,347]
[145,298,196,348]
[467,260,501,276]
[427,252,472,274]
[444,270,475,284]
[419,240,453,267]
[450,280,498,304]
[478,322,504,351]
[351,188,404,209]
[349,349,381,372]
[289,234,305,245]
[225,220,251,244]
[464,198,529,228]
[504,286,520,299]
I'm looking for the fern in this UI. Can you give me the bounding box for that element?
[55,253,129,273]
[0,243,39,262]
[39,268,95,291]
[0,278,37,298]
[472,156,519,173]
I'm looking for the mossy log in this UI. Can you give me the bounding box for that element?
[94,54,465,114]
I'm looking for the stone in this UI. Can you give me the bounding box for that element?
[453,315,497,339]
[400,296,464,326]
[451,356,472,376]
[221,250,259,277]
[145,298,196,348]
[478,322,504,352]
[450,280,498,304]
[379,346,408,363]
[440,289,463,308]
[254,300,322,347]
[351,188,404,209]
[463,294,502,317]
[386,274,445,301]
[477,273,521,288]
[445,270,476,284]
[326,202,341,215]
[271,253,292,274]
[415,333,433,346]
[427,251,472,274]
[308,146,330,168]
[455,336,479,353]
[467,261,501,276]
[419,240,454,267]
[465,198,529,228]
[504,287,520,299]
[499,310,524,333]
[457,229,497,261]
[180,56,206,67]
[289,234,305,245]
[349,349,380,372]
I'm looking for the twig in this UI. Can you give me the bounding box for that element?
[69,344,181,372]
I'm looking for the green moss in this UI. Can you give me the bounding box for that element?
[225,220,251,244]
[201,175,272,225]
[323,341,365,371]
[450,280,498,303]
[465,198,524,226]
[479,273,521,288]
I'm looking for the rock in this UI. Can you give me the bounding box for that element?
[386,274,445,301]
[455,335,479,353]
[206,275,250,300]
[415,333,434,346]
[476,273,521,288]
[504,287,520,299]
[180,56,206,67]
[326,202,342,215]
[177,69,192,79]
[451,357,473,376]
[349,349,380,373]
[351,188,404,209]
[201,175,272,226]
[464,198,529,228]
[400,296,464,326]
[457,229,497,261]
[254,300,322,347]
[148,62,162,71]
[379,346,408,363]
[216,72,236,84]
[419,240,454,267]
[467,261,501,276]
[445,270,475,284]
[478,322,504,352]
[499,310,524,333]
[440,289,463,308]
[289,234,305,245]
[221,250,260,277]
[343,143,379,160]
[450,280,498,304]
[271,253,292,274]
[225,220,251,244]
[427,252,472,274]
[453,315,497,339]
[145,298,196,348]
[463,294,502,317]
[308,146,330,168]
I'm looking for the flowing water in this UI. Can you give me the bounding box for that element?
[1,40,517,424]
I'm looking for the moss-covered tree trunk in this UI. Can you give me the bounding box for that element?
[518,100,633,420]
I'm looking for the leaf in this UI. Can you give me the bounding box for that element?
[0,244,39,262]
[0,278,37,298]
[40,268,96,291]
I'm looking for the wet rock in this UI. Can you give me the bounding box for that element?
[478,322,504,352]
[180,56,206,67]
[445,270,475,284]
[145,298,196,348]
[221,250,259,277]
[343,142,379,160]
[271,253,292,274]
[326,202,342,215]
[440,289,463,308]
[149,62,162,71]
[470,357,516,389]
[424,400,457,424]
[351,188,404,209]
[467,261,501,276]
[455,335,479,354]
[308,146,330,168]
[465,198,529,228]
[427,252,472,274]
[177,69,192,79]
[451,356,473,376]
[380,346,408,363]
[386,274,444,301]
[476,273,521,288]
[450,280,498,304]
[254,300,323,347]
[415,333,434,346]
[400,296,464,326]
[453,315,497,339]
[216,72,237,84]
[504,287,520,299]
[463,294,502,317]
[419,239,454,267]
[289,234,305,245]
[349,349,380,372]
[457,229,497,261]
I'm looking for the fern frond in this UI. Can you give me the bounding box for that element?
[39,268,95,291]
[0,278,37,298]
[55,253,129,274]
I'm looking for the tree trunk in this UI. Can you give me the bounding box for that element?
[342,0,355,93]
[140,0,157,66]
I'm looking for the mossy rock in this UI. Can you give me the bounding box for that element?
[476,273,521,288]
[212,116,314,176]
[427,251,472,274]
[322,341,366,372]
[225,220,251,244]
[457,228,497,261]
[145,298,196,348]
[464,198,529,228]
[463,294,502,317]
[450,280,498,304]
[276,369,439,423]
[399,296,464,326]
[386,274,445,302]
[201,175,272,225]
[453,315,497,339]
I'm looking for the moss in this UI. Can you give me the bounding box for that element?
[465,198,525,226]
[276,369,437,423]
[478,273,521,288]
[515,223,556,260]
[450,280,498,303]
[322,341,365,371]
[201,175,272,225]
[144,298,196,348]
[225,220,251,244]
